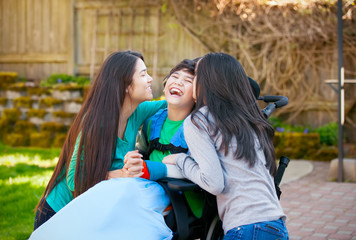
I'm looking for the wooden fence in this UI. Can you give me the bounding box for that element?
[0,0,209,97]
[0,0,74,80]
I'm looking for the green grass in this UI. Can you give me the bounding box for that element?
[0,143,60,240]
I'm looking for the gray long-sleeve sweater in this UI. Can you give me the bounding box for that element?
[175,106,286,234]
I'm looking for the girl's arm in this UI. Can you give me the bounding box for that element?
[171,117,225,195]
[66,133,82,192]
[136,100,167,124]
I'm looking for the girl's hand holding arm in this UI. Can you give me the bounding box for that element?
[162,154,178,165]
[107,168,143,179]
[163,154,185,179]
[123,150,144,175]
[107,151,144,179]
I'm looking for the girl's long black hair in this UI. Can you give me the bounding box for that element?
[192,52,277,176]
[35,50,144,212]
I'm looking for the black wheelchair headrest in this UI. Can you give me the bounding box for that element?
[248,77,260,99]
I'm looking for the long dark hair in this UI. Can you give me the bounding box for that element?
[192,52,276,176]
[36,50,144,212]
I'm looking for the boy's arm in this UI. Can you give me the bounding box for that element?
[142,160,167,181]
[166,164,185,179]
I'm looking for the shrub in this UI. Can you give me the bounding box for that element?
[271,117,338,147]
[82,85,91,100]
[2,109,21,123]
[270,116,311,133]
[53,133,68,148]
[53,111,76,118]
[39,97,63,107]
[0,97,7,105]
[56,84,83,91]
[13,120,38,134]
[27,109,47,119]
[27,87,49,96]
[40,74,90,87]
[13,96,33,108]
[314,146,338,161]
[30,132,52,148]
[40,122,68,133]
[0,72,18,84]
[5,133,29,147]
[315,122,338,146]
[0,119,12,141]
[275,132,320,159]
[7,82,27,91]
[73,98,84,104]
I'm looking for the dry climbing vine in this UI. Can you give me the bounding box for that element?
[168,0,356,122]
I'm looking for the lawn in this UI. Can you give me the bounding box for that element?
[0,143,60,240]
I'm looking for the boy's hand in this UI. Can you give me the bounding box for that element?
[162,154,178,165]
[123,150,144,176]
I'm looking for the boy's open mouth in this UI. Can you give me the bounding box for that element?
[169,87,183,96]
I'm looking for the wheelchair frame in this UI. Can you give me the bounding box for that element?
[159,94,290,240]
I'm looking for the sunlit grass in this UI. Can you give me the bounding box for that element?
[0,143,60,240]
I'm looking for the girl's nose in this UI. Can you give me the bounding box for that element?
[147,74,152,83]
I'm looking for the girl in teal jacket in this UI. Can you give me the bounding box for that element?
[34,50,166,230]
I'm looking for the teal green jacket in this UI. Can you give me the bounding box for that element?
[46,100,167,212]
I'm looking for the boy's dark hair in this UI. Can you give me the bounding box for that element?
[163,58,198,86]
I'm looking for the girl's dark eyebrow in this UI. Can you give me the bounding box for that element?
[140,69,147,73]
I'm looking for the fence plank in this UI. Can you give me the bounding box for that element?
[17,0,26,53]
[0,54,68,63]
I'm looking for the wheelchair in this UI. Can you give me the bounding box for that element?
[158,88,290,240]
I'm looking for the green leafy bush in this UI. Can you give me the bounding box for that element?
[315,122,338,146]
[40,74,90,87]
[270,117,338,146]
[269,116,310,133]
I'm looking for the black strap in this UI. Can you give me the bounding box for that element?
[148,138,188,156]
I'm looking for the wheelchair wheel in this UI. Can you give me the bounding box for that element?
[206,215,224,240]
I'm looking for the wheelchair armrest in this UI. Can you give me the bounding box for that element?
[165,179,200,191]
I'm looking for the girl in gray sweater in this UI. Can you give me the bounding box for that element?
[163,52,289,239]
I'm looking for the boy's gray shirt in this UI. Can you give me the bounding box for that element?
[175,106,286,234]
